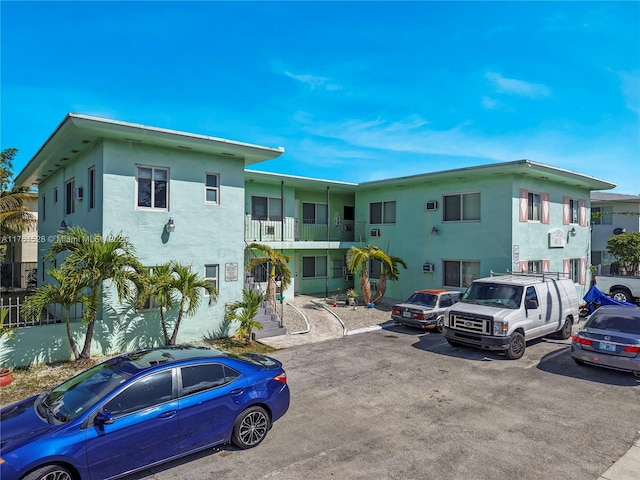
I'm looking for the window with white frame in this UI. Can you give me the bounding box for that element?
[592,206,613,225]
[369,201,396,224]
[65,178,75,215]
[528,192,541,221]
[136,166,168,209]
[205,173,219,205]
[443,192,480,222]
[527,260,543,272]
[443,260,480,288]
[569,258,580,283]
[302,256,327,278]
[204,264,219,294]
[569,199,579,224]
[303,202,328,224]
[251,196,282,221]
[88,167,96,210]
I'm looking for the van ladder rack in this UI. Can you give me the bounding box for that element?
[490,270,571,280]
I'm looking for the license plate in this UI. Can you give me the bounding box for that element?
[599,342,616,352]
[402,311,412,318]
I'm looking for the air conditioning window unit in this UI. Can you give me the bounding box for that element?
[370,229,381,237]
[74,187,84,201]
[265,226,275,235]
[426,201,438,211]
[422,263,435,273]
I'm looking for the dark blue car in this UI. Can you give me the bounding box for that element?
[0,345,290,480]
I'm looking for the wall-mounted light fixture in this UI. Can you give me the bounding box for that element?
[60,220,68,231]
[167,218,176,233]
[431,226,439,235]
[569,227,576,237]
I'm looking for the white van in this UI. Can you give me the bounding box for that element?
[442,272,579,359]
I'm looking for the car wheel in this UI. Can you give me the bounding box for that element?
[611,288,632,303]
[23,465,74,480]
[232,405,270,449]
[436,317,445,334]
[558,317,573,340]
[506,332,525,360]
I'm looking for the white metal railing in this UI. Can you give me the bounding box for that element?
[0,295,82,328]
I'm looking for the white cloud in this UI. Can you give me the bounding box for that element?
[485,72,551,98]
[283,70,343,91]
[481,96,499,110]
[612,69,640,116]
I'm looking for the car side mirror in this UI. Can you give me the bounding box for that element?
[95,410,115,425]
[525,299,539,310]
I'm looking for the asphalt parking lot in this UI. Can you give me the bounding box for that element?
[133,326,639,480]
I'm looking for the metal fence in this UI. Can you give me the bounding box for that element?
[0,295,84,328]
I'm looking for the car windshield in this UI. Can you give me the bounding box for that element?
[587,313,640,335]
[404,292,438,307]
[39,358,136,423]
[461,283,523,309]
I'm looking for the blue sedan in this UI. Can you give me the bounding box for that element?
[0,345,290,480]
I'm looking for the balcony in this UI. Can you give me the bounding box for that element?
[245,216,365,243]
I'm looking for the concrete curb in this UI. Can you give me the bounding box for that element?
[597,432,640,480]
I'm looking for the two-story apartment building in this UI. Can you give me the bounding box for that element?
[6,113,616,366]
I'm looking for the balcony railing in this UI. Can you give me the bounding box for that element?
[245,216,365,243]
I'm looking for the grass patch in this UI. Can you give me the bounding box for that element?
[0,339,277,407]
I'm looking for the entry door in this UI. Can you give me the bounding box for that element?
[294,253,300,295]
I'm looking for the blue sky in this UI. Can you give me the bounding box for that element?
[2,1,639,193]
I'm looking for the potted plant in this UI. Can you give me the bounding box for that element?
[346,288,357,306]
[0,367,13,387]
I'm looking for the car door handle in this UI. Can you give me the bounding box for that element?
[157,410,177,419]
[229,388,244,396]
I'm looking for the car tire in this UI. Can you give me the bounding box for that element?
[436,317,445,334]
[558,317,573,340]
[611,288,632,304]
[23,465,74,480]
[506,332,526,360]
[231,405,270,449]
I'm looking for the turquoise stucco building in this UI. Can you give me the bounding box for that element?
[6,114,615,366]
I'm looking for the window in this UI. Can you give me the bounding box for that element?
[443,260,480,288]
[251,196,282,221]
[527,260,543,272]
[302,256,327,278]
[332,259,344,278]
[443,193,480,222]
[180,363,239,396]
[369,259,382,280]
[528,193,541,221]
[569,199,579,224]
[54,187,58,204]
[525,286,538,306]
[137,166,168,209]
[103,371,173,417]
[591,250,615,266]
[205,173,219,204]
[303,202,328,224]
[65,179,75,215]
[204,264,219,293]
[569,259,580,283]
[88,167,96,210]
[592,206,612,225]
[369,201,396,224]
[42,194,46,221]
[343,205,355,221]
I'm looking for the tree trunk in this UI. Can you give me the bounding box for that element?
[65,309,80,361]
[160,309,170,345]
[80,289,99,359]
[372,274,387,305]
[267,277,277,310]
[360,271,372,304]
[169,299,186,345]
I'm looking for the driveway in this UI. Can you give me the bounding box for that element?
[133,327,639,480]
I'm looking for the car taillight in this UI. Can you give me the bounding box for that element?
[623,345,640,354]
[274,371,287,384]
[415,313,426,320]
[392,308,400,315]
[572,335,592,346]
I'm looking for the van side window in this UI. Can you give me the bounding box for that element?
[525,287,538,305]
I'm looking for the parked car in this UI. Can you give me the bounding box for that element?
[0,345,290,480]
[571,305,640,376]
[392,289,460,332]
[443,272,579,359]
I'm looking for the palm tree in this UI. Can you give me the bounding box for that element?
[47,226,145,359]
[346,245,393,305]
[371,255,407,305]
[22,268,91,360]
[225,288,265,345]
[160,262,218,345]
[245,243,292,309]
[1,148,36,238]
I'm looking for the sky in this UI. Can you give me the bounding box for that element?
[1,1,639,193]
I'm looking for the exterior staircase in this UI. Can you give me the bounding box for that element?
[244,272,287,340]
